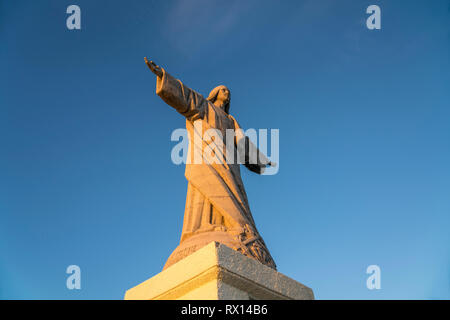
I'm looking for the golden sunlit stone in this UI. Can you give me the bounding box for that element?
[125,242,314,300]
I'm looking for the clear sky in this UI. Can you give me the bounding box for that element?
[1,0,449,299]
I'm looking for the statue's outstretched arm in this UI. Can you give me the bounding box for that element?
[242,136,276,174]
[231,118,276,174]
[144,57,163,77]
[144,58,207,121]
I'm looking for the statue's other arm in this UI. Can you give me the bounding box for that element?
[231,117,275,174]
[145,58,207,121]
[242,137,274,174]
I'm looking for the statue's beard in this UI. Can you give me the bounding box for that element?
[215,100,229,111]
[222,102,230,114]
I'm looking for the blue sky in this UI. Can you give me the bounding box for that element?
[1,0,449,299]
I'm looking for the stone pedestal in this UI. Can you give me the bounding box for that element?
[124,242,314,300]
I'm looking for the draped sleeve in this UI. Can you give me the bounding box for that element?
[156,68,208,122]
[229,115,271,174]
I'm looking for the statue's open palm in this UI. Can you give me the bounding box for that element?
[144,57,163,77]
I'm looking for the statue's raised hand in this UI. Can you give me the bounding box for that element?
[144,57,163,77]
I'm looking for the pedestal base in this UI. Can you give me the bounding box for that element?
[124,242,314,300]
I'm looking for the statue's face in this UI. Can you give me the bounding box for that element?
[216,87,230,106]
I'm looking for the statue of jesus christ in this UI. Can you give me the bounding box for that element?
[145,58,277,270]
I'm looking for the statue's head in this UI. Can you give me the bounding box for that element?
[207,85,230,114]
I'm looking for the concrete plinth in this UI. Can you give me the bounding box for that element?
[124,242,314,300]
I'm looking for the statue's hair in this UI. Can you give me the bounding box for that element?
[207,85,231,114]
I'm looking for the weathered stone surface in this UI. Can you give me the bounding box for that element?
[124,242,314,300]
[144,59,277,270]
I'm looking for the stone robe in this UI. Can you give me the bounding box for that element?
[155,69,276,270]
